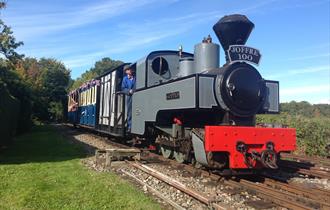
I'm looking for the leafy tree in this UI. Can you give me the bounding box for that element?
[0,2,72,144]
[0,62,33,133]
[0,2,31,136]
[70,57,123,90]
[39,58,70,100]
[48,101,64,122]
[93,57,123,75]
[0,2,5,9]
[0,20,24,63]
[39,58,70,120]
[16,58,71,121]
[0,79,20,146]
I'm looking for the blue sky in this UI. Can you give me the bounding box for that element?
[1,0,329,104]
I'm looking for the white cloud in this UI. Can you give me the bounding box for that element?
[3,0,177,40]
[281,84,330,96]
[296,42,330,51]
[234,0,279,13]
[286,53,330,61]
[314,99,330,104]
[62,11,219,70]
[266,65,330,78]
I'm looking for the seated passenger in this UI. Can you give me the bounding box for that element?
[121,65,136,132]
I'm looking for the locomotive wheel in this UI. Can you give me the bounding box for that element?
[174,151,187,163]
[191,157,203,169]
[160,146,173,159]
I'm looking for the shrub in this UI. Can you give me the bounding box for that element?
[256,114,330,157]
[0,81,20,146]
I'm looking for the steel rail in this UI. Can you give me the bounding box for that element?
[263,177,325,201]
[121,170,186,210]
[281,153,330,167]
[126,161,229,210]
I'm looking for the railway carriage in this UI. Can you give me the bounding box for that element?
[68,14,296,172]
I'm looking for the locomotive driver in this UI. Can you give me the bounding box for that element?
[121,65,136,132]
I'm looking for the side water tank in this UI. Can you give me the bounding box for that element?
[194,42,219,73]
[179,57,194,77]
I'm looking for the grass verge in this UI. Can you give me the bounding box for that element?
[0,125,161,210]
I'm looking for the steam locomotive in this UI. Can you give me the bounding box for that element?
[68,14,296,171]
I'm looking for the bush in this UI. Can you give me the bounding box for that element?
[0,81,20,146]
[48,101,64,122]
[256,114,330,157]
[0,66,33,133]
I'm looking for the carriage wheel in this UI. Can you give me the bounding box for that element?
[174,151,187,163]
[160,146,173,159]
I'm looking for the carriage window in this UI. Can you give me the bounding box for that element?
[86,90,88,105]
[90,88,92,104]
[84,91,86,106]
[88,89,91,105]
[86,90,89,105]
[91,88,93,104]
[91,87,94,104]
[151,56,169,75]
[93,86,97,103]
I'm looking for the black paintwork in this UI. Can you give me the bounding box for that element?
[218,62,266,116]
[213,14,254,52]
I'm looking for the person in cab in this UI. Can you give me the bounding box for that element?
[121,65,136,132]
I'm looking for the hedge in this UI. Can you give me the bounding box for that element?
[0,81,20,146]
[256,114,330,157]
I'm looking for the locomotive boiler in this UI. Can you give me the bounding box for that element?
[68,14,296,171]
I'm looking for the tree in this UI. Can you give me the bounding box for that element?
[0,3,30,135]
[0,62,33,133]
[0,1,24,64]
[0,2,72,143]
[48,101,64,122]
[0,79,20,146]
[0,20,24,63]
[93,57,123,75]
[70,57,123,90]
[11,57,71,121]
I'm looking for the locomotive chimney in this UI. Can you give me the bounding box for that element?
[213,14,254,62]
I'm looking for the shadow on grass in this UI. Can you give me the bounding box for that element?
[0,125,92,164]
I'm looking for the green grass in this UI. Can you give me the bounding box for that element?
[0,126,161,210]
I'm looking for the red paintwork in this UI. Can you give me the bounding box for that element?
[148,145,157,151]
[204,126,296,169]
[173,117,183,125]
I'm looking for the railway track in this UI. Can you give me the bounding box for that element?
[126,153,330,210]
[125,161,229,210]
[61,124,330,210]
[259,175,330,203]
[281,153,330,167]
[151,153,330,210]
[279,153,330,179]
